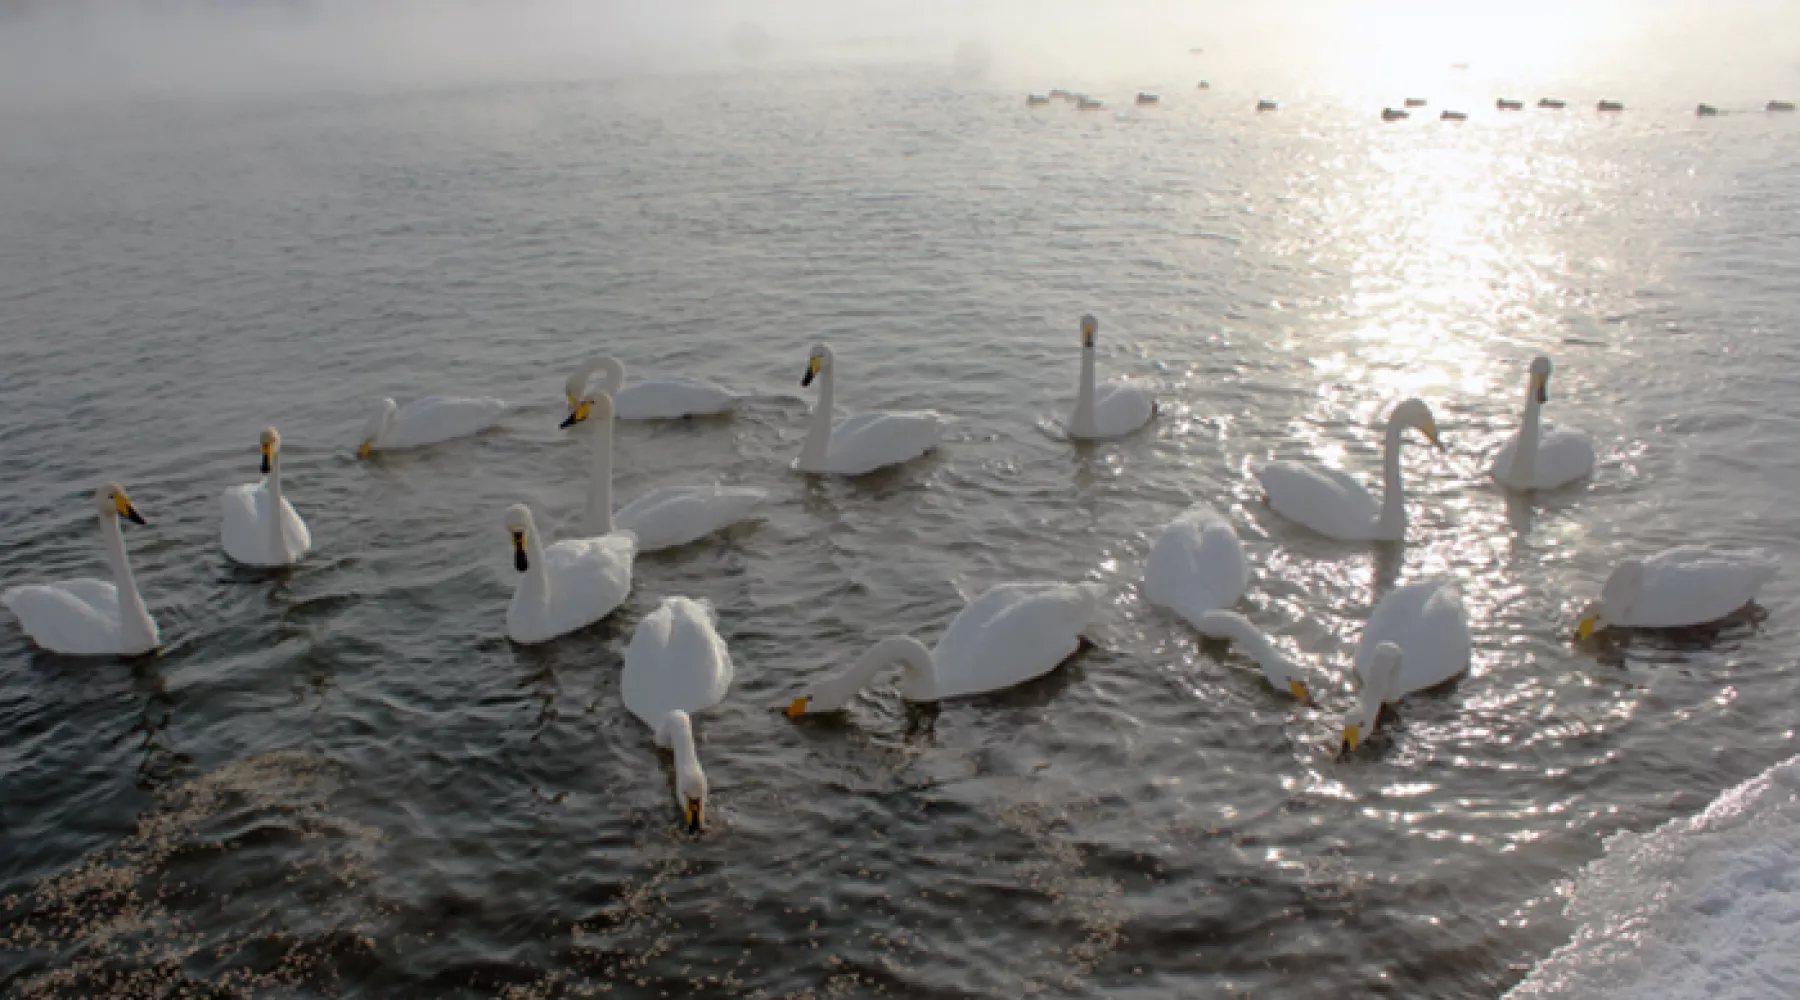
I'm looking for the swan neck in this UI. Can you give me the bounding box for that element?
[827,636,933,705]
[1227,620,1301,683]
[1515,384,1542,485]
[266,448,287,558]
[663,711,698,761]
[1377,420,1407,537]
[1071,347,1097,435]
[522,517,552,604]
[585,410,615,535]
[100,510,154,647]
[800,362,835,468]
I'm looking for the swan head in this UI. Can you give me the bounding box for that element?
[258,426,280,474]
[1530,356,1552,404]
[503,504,535,572]
[801,343,834,388]
[96,482,146,526]
[1080,314,1098,349]
[1342,642,1402,754]
[357,399,398,458]
[1388,398,1443,450]
[1579,559,1643,639]
[564,357,625,407]
[665,710,708,834]
[559,389,614,429]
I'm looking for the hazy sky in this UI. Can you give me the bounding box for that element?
[0,0,1794,104]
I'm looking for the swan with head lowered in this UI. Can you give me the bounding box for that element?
[1489,356,1596,491]
[1341,579,1471,752]
[1576,547,1777,639]
[503,503,635,644]
[623,596,734,834]
[3,483,160,657]
[793,343,946,476]
[221,427,312,567]
[785,581,1104,715]
[1188,611,1313,702]
[1066,314,1156,440]
[356,394,507,458]
[1255,398,1443,542]
[1143,503,1249,629]
[565,356,740,421]
[562,390,765,551]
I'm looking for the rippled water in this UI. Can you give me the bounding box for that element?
[3,66,1798,998]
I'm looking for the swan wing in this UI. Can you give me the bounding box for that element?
[1489,433,1523,484]
[278,496,313,561]
[220,483,270,564]
[382,396,507,449]
[822,411,946,475]
[614,485,766,551]
[1530,424,1597,489]
[1356,580,1469,694]
[1624,547,1779,627]
[3,580,124,655]
[1091,381,1156,437]
[1257,461,1380,540]
[614,378,738,420]
[622,596,734,736]
[930,581,1104,698]
[1143,504,1248,627]
[542,532,636,635]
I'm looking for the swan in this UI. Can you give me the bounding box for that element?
[1576,547,1778,639]
[503,503,635,644]
[356,395,506,457]
[1066,314,1156,440]
[623,596,734,833]
[561,390,765,551]
[3,483,159,657]
[1255,398,1443,542]
[793,343,946,476]
[1490,356,1596,491]
[565,356,739,421]
[221,427,312,567]
[1340,642,1403,755]
[1341,579,1471,751]
[1143,503,1248,627]
[1189,610,1311,702]
[786,581,1105,714]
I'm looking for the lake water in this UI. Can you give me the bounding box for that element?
[2,63,1798,998]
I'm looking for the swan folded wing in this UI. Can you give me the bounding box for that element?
[383,396,507,449]
[1488,436,1523,482]
[1092,381,1156,436]
[278,497,313,559]
[615,486,765,551]
[1627,547,1778,626]
[1531,425,1597,488]
[542,533,636,633]
[1355,580,1441,676]
[822,411,945,475]
[1258,462,1380,539]
[1144,506,1247,623]
[614,378,736,420]
[1357,581,1469,693]
[220,483,271,563]
[623,597,733,740]
[931,582,1102,698]
[3,581,122,656]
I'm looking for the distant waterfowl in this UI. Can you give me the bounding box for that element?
[1027,94,1050,106]
[1696,104,1719,117]
[1490,356,1596,492]
[1196,80,1211,90]
[565,356,738,421]
[1257,99,1279,111]
[794,343,946,476]
[1497,98,1524,110]
[3,483,159,657]
[1136,92,1159,105]
[1538,98,1566,109]
[1404,97,1427,108]
[1077,97,1105,110]
[785,581,1105,714]
[1255,399,1443,543]
[1049,88,1072,100]
[1190,611,1311,702]
[1382,107,1410,121]
[221,427,312,567]
[622,596,733,833]
[1342,579,1471,752]
[1066,314,1156,441]
[356,395,506,458]
[1441,110,1468,121]
[1577,548,1778,639]
[562,390,764,551]
[1143,503,1248,630]
[1597,100,1624,112]
[502,503,635,645]
[1770,101,1796,112]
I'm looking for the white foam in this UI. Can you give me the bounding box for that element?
[1509,755,1800,999]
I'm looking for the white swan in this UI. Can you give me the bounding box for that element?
[1490,356,1596,490]
[622,596,734,833]
[793,343,946,476]
[565,356,739,421]
[503,503,635,644]
[1066,314,1156,440]
[3,483,160,657]
[1256,398,1443,542]
[1341,579,1471,751]
[786,581,1104,714]
[221,427,313,567]
[1189,610,1312,701]
[356,395,506,457]
[1577,547,1778,639]
[1143,503,1249,628]
[562,390,765,551]
[1340,642,1403,754]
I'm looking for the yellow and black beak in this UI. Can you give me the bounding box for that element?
[1341,724,1362,756]
[511,531,528,572]
[259,443,273,474]
[357,441,373,459]
[114,492,146,526]
[785,695,811,718]
[1535,372,1550,405]
[1288,679,1310,705]
[684,798,704,834]
[801,356,821,388]
[559,400,592,429]
[1423,421,1445,451]
[1576,615,1599,641]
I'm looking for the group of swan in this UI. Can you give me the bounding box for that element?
[3,337,1781,819]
